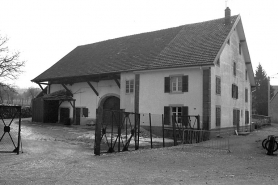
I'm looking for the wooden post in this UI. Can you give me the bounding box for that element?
[137,113,140,150]
[149,113,153,148]
[118,111,121,152]
[94,108,103,155]
[162,114,165,147]
[268,77,270,117]
[17,106,22,155]
[73,100,76,125]
[172,115,177,146]
[134,113,138,150]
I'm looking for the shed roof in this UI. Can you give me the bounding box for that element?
[43,90,73,101]
[32,15,248,83]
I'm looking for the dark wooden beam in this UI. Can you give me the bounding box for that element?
[62,84,73,96]
[39,82,49,85]
[245,62,251,65]
[87,82,99,96]
[114,78,120,88]
[37,83,44,91]
[240,39,246,43]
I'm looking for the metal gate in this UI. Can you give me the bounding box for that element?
[94,108,140,155]
[0,106,22,154]
[172,114,206,145]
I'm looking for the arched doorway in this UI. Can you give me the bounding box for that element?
[103,96,120,111]
[99,95,120,126]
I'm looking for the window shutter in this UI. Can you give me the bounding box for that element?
[232,84,234,98]
[164,77,170,93]
[182,75,188,92]
[164,106,170,125]
[236,85,238,99]
[216,107,221,127]
[233,109,236,125]
[245,111,249,124]
[247,111,249,124]
[83,108,88,117]
[181,106,188,127]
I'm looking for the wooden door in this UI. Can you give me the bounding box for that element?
[60,108,70,124]
[103,96,120,126]
[76,108,81,125]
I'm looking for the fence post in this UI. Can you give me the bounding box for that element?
[17,106,22,155]
[94,108,103,155]
[172,115,177,146]
[134,113,140,150]
[118,111,121,152]
[137,113,140,150]
[149,113,153,148]
[162,114,165,147]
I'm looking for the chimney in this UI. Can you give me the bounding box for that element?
[225,7,231,25]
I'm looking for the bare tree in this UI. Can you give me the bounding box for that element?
[0,34,25,88]
[27,87,40,99]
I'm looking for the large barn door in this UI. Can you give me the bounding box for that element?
[103,96,120,125]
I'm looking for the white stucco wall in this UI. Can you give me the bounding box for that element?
[137,67,203,127]
[50,80,120,125]
[211,28,251,129]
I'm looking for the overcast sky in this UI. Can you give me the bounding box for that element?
[1,0,278,88]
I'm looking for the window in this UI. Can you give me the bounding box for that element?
[245,111,249,124]
[227,39,230,45]
[164,75,188,93]
[245,88,248,102]
[82,108,89,117]
[164,106,188,126]
[216,106,221,127]
[172,107,182,124]
[126,79,134,93]
[171,76,182,92]
[216,76,221,95]
[233,62,236,76]
[216,58,220,66]
[239,43,242,55]
[232,84,238,99]
[245,70,248,81]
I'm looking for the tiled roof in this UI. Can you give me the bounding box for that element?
[32,15,239,83]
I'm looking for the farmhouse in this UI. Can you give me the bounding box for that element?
[31,7,255,132]
[270,91,278,123]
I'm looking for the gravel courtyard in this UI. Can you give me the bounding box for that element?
[1,119,278,185]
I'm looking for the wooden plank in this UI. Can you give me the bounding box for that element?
[37,83,44,91]
[134,74,140,113]
[94,108,103,155]
[114,78,120,88]
[61,84,73,96]
[87,82,99,96]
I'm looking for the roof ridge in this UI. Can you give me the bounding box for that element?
[77,15,240,48]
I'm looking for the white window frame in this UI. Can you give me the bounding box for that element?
[126,79,134,94]
[170,76,182,93]
[171,106,182,124]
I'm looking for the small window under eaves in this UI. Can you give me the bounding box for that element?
[216,58,220,66]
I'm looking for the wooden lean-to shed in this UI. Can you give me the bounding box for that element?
[32,90,76,124]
